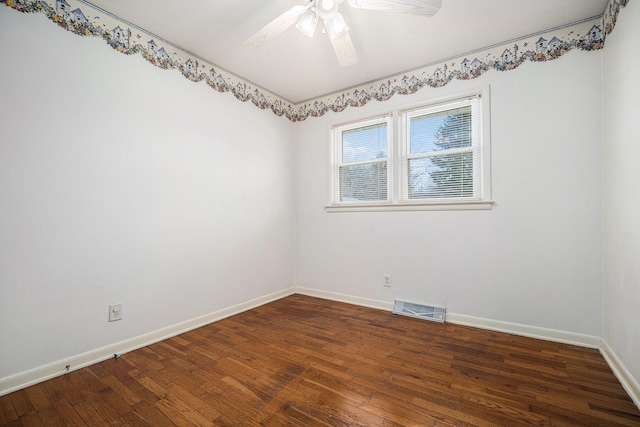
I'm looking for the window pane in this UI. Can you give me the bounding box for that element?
[410,106,471,155]
[342,123,388,163]
[339,162,387,201]
[408,152,474,199]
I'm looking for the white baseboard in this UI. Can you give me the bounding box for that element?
[295,287,601,348]
[600,339,640,411]
[295,287,394,311]
[446,313,601,348]
[0,287,296,397]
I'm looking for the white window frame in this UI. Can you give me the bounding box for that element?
[399,96,483,203]
[331,115,393,205]
[327,87,493,212]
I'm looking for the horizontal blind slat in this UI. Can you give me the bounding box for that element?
[402,96,482,201]
[335,117,391,203]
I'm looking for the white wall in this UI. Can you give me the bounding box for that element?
[0,11,295,380]
[603,0,640,398]
[294,51,603,337]
[6,0,636,400]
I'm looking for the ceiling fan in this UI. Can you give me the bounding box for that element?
[243,0,442,67]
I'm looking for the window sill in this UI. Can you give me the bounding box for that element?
[325,200,494,213]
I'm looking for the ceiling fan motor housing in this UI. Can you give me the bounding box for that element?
[317,0,340,20]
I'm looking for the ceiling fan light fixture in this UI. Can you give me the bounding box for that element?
[325,13,349,39]
[317,0,340,20]
[244,0,442,67]
[296,9,318,37]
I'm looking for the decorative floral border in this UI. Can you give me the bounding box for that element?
[1,0,630,122]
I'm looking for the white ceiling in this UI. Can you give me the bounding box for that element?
[84,0,609,104]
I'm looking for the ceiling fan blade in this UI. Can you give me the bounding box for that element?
[329,31,358,67]
[347,0,442,16]
[243,4,309,48]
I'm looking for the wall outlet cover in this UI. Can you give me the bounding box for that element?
[109,304,122,322]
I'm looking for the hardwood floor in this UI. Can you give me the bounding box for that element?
[1,294,639,426]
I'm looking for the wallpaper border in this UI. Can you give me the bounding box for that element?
[1,0,630,122]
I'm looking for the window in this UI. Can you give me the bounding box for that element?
[329,90,491,211]
[333,116,392,203]
[400,97,483,201]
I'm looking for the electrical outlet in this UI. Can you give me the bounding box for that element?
[109,304,122,322]
[384,274,391,287]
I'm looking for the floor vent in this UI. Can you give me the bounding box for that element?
[393,300,446,323]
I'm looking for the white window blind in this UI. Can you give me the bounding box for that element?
[328,89,491,211]
[334,116,391,203]
[400,96,483,201]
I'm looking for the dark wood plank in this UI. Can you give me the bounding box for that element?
[22,385,51,413]
[51,398,87,426]
[18,411,44,427]
[0,393,19,425]
[6,390,35,418]
[1,294,639,426]
[128,401,175,427]
[32,406,67,426]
